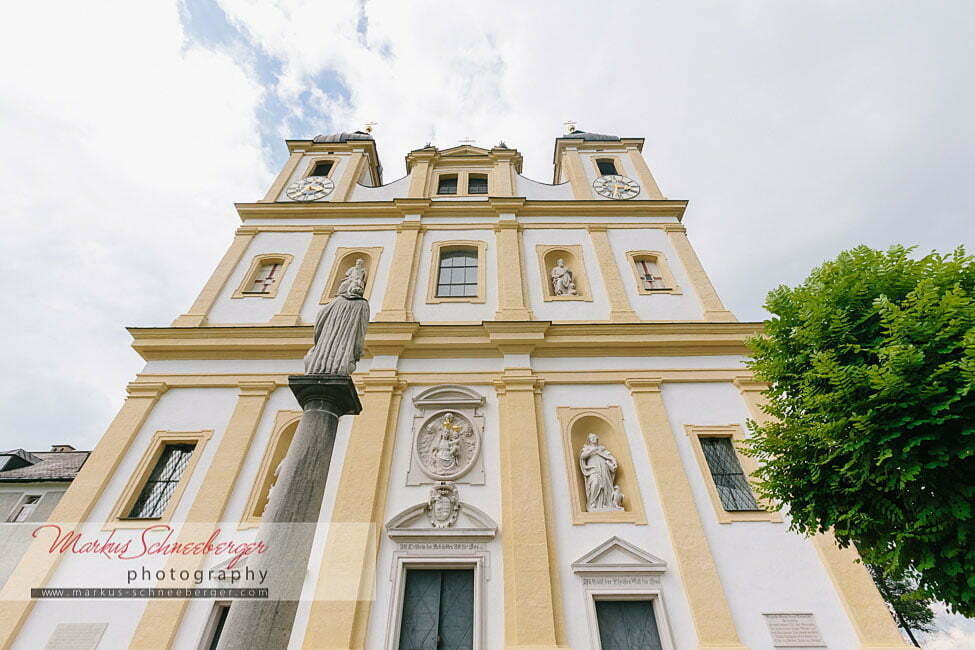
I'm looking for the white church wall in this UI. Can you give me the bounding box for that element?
[208,231,311,324]
[411,229,498,323]
[606,228,705,321]
[660,382,861,648]
[365,384,503,650]
[521,227,612,321]
[348,174,410,202]
[540,382,698,650]
[300,229,397,325]
[532,354,747,371]
[514,174,574,200]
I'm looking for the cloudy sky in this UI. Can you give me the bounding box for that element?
[1,0,973,642]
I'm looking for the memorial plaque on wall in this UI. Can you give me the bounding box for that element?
[45,623,108,650]
[763,613,826,647]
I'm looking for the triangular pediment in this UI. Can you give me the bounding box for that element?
[438,144,491,157]
[571,536,667,575]
[386,501,497,542]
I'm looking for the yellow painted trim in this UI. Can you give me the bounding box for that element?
[562,148,592,199]
[333,151,365,202]
[625,250,682,295]
[239,409,301,529]
[494,371,564,648]
[301,371,404,649]
[262,150,303,202]
[103,428,213,530]
[684,424,781,524]
[536,243,593,302]
[734,378,908,649]
[425,239,488,304]
[231,253,294,300]
[319,246,384,304]
[556,406,647,525]
[0,383,166,649]
[172,233,255,326]
[665,226,735,322]
[271,231,332,325]
[374,220,422,321]
[129,380,275,650]
[626,147,665,199]
[494,219,533,320]
[587,226,639,322]
[626,379,747,649]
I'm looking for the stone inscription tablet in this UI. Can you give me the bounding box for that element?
[763,613,826,647]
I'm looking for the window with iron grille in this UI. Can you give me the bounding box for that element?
[635,258,668,291]
[310,161,334,177]
[437,175,458,195]
[244,261,282,294]
[436,249,478,298]
[596,159,618,176]
[698,437,761,511]
[128,444,196,519]
[467,174,488,194]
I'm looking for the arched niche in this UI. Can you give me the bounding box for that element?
[240,411,300,528]
[536,244,592,301]
[557,406,646,525]
[320,246,383,303]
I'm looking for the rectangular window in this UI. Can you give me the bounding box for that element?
[636,259,667,291]
[699,437,761,511]
[437,175,458,195]
[127,443,196,519]
[8,495,41,522]
[244,262,282,294]
[596,159,618,176]
[436,249,479,298]
[398,569,474,650]
[310,161,333,177]
[595,600,664,650]
[467,174,488,194]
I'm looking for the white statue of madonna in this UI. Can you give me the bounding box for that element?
[579,433,624,512]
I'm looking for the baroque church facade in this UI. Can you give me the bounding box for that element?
[0,129,908,649]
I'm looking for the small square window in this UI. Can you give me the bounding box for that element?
[596,159,618,176]
[438,175,458,195]
[310,161,333,177]
[468,174,488,194]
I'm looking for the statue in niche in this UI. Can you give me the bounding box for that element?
[551,258,578,296]
[579,433,625,512]
[426,482,461,528]
[416,411,478,480]
[304,258,370,375]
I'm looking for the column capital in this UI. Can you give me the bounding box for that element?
[733,375,767,392]
[624,378,663,393]
[237,381,278,397]
[125,381,168,398]
[288,374,362,415]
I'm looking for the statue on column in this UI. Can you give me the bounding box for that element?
[304,258,370,375]
[551,258,578,296]
[579,433,624,511]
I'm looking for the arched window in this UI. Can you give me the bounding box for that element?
[595,159,618,176]
[233,254,294,299]
[625,251,681,295]
[437,174,458,195]
[241,413,300,527]
[426,241,487,303]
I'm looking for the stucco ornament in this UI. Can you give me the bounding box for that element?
[303,262,370,375]
[415,411,479,481]
[580,433,625,512]
[426,482,461,529]
[551,258,578,296]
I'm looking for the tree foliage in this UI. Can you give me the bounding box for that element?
[867,564,935,645]
[745,245,975,615]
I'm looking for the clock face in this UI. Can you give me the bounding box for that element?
[593,174,640,200]
[286,176,335,201]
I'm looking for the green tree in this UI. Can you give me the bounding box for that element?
[744,245,975,615]
[867,564,934,646]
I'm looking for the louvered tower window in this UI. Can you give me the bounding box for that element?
[636,258,667,291]
[310,161,333,176]
[699,437,761,511]
[596,159,618,175]
[128,444,196,519]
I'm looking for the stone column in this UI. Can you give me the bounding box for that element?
[217,375,361,650]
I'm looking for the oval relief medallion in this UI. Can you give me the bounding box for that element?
[414,411,480,481]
